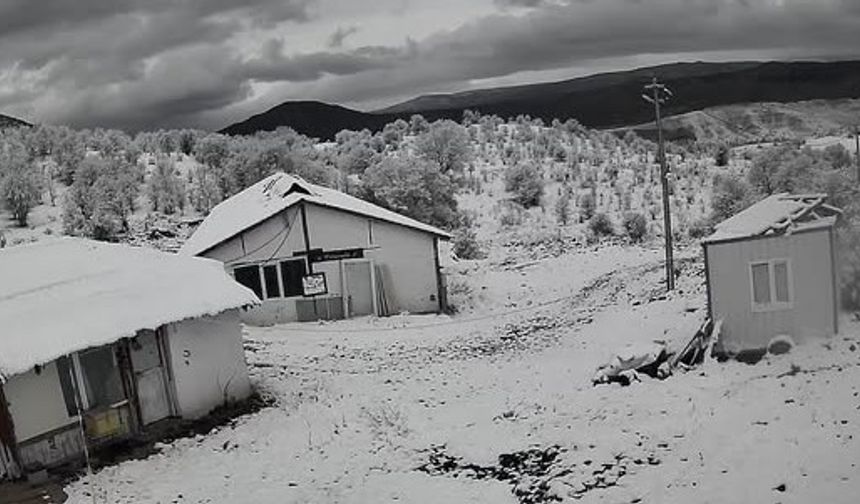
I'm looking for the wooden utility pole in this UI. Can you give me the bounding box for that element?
[643,76,675,291]
[854,126,859,183]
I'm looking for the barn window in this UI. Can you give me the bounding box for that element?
[263,264,281,299]
[750,259,792,311]
[280,259,307,297]
[234,265,263,299]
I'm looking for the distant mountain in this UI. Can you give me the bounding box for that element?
[219,101,396,139]
[0,113,30,129]
[220,60,860,140]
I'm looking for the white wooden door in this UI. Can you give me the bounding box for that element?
[343,259,375,317]
[131,330,172,425]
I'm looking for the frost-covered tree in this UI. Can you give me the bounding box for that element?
[415,120,472,175]
[0,140,41,226]
[147,155,185,214]
[504,162,544,208]
[63,156,141,240]
[363,155,459,230]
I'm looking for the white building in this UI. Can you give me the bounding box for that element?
[703,193,842,353]
[180,172,451,325]
[0,239,259,479]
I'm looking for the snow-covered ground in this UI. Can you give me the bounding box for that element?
[63,244,860,504]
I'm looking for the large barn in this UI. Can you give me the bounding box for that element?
[180,172,452,325]
[702,193,842,353]
[0,239,258,479]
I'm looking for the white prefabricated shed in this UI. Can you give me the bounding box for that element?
[0,238,259,479]
[180,172,452,325]
[703,193,842,353]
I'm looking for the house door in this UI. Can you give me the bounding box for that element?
[343,259,376,317]
[130,330,172,425]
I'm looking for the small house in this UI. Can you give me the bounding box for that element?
[0,239,259,479]
[702,193,842,353]
[180,172,452,325]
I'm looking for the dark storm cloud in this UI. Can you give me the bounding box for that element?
[1,0,858,131]
[327,25,360,48]
[297,0,860,107]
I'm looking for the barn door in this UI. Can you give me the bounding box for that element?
[343,259,377,317]
[130,330,172,426]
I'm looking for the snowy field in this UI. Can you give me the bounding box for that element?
[63,244,860,504]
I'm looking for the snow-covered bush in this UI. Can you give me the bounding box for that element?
[622,212,647,242]
[589,212,614,237]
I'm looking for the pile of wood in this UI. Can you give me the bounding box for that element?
[592,318,724,386]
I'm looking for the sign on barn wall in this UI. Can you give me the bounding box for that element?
[302,273,328,297]
[294,248,364,263]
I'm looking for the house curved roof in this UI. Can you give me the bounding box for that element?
[0,238,259,380]
[179,172,452,257]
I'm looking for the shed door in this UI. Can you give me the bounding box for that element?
[131,330,172,425]
[344,260,375,317]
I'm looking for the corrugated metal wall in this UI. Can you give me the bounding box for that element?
[707,228,836,351]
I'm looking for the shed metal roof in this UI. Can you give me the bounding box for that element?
[704,193,841,244]
[0,238,260,380]
[180,173,452,257]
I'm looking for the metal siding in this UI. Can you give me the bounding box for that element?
[708,229,834,351]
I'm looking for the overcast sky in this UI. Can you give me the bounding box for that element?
[0,0,857,132]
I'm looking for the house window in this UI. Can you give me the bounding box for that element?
[78,346,125,410]
[234,265,263,299]
[263,264,281,299]
[750,259,792,311]
[280,259,307,297]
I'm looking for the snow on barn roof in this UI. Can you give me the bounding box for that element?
[0,238,259,380]
[179,172,452,257]
[704,193,841,244]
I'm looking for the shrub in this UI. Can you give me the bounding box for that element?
[555,187,572,225]
[622,212,647,242]
[710,173,754,223]
[589,213,614,237]
[504,163,544,208]
[452,226,484,260]
[687,218,714,239]
[579,192,596,221]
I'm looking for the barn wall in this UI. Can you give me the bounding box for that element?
[707,229,835,352]
[165,310,251,420]
[202,202,442,323]
[365,218,439,314]
[307,204,439,314]
[3,362,76,442]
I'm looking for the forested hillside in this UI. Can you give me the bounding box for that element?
[1,111,858,304]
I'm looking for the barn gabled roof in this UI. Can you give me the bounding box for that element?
[0,238,260,380]
[704,193,841,244]
[180,172,452,257]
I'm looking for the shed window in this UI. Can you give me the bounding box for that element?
[280,259,307,297]
[750,259,792,311]
[751,263,771,304]
[263,264,281,299]
[234,265,263,299]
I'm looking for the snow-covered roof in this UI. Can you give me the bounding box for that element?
[180,172,451,257]
[704,193,841,244]
[0,238,260,380]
